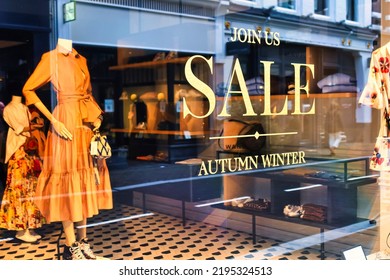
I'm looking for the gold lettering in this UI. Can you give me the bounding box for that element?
[248,155,258,169]
[218,58,257,117]
[264,31,274,46]
[260,60,288,116]
[208,159,219,175]
[291,63,315,115]
[230,27,238,42]
[198,161,209,176]
[238,28,248,43]
[261,154,273,168]
[184,57,316,119]
[273,32,280,46]
[291,152,298,164]
[283,153,291,165]
[250,29,262,44]
[299,151,306,163]
[260,152,306,168]
[184,55,215,118]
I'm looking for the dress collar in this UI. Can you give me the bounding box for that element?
[56,44,80,58]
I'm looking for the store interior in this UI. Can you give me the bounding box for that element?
[0,28,384,260]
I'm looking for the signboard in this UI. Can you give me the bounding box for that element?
[104,99,114,113]
[63,1,76,23]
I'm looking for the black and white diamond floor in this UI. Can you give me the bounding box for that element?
[0,204,343,260]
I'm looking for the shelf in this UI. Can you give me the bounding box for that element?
[109,57,190,71]
[212,204,370,230]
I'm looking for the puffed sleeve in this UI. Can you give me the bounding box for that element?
[23,52,52,106]
[3,105,28,135]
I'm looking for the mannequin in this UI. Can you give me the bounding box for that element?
[22,38,113,259]
[0,94,45,243]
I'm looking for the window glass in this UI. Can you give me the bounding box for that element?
[0,0,387,269]
[277,0,296,9]
[314,0,329,16]
[346,0,358,21]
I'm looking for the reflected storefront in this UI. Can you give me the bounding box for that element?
[0,0,389,261]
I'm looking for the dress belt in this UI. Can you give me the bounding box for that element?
[58,94,93,120]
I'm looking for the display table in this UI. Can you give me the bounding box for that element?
[108,156,377,259]
[213,156,378,259]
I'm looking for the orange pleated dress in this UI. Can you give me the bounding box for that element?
[22,45,113,223]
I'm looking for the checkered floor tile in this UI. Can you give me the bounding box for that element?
[0,204,343,260]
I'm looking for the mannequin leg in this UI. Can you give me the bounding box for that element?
[62,220,76,246]
[75,218,97,259]
[75,218,87,241]
[61,220,86,260]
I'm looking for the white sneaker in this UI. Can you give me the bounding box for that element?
[62,242,87,260]
[79,238,96,260]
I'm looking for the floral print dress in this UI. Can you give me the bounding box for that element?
[359,44,390,170]
[0,102,45,231]
[0,148,45,230]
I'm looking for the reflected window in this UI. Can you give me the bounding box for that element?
[314,0,329,16]
[346,0,358,21]
[372,0,380,13]
[277,0,296,9]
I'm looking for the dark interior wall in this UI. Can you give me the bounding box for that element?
[0,0,50,31]
[0,0,51,105]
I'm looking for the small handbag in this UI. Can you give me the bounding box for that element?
[90,130,112,159]
[219,119,266,153]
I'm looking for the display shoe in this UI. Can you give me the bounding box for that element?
[283,204,303,218]
[15,230,38,243]
[79,238,96,260]
[62,242,87,260]
[152,52,165,61]
[154,151,168,161]
[238,197,254,208]
[135,122,146,129]
[165,51,178,60]
[29,229,42,240]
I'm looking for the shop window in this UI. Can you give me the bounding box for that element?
[346,0,358,22]
[372,0,380,13]
[226,41,306,95]
[371,0,381,26]
[314,0,329,16]
[277,0,296,10]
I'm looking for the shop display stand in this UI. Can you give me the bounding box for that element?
[212,156,377,259]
